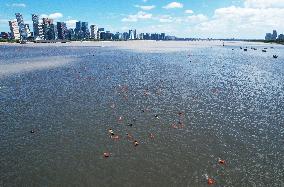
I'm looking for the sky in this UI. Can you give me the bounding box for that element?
[0,0,284,39]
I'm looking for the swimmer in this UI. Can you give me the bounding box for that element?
[207,178,214,185]
[205,174,215,185]
[108,129,115,136]
[111,135,119,140]
[118,116,123,121]
[172,124,178,129]
[218,158,225,165]
[128,123,133,127]
[30,129,35,133]
[126,133,133,140]
[154,115,159,119]
[133,140,139,147]
[149,133,154,139]
[103,152,111,158]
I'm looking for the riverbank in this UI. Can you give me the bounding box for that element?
[245,39,284,45]
[0,40,277,53]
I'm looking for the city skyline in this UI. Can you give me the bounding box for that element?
[5,12,169,41]
[1,0,284,39]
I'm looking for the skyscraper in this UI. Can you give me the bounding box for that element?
[265,33,272,40]
[24,24,31,37]
[97,28,105,40]
[134,29,137,39]
[160,33,166,40]
[272,30,277,40]
[122,32,129,40]
[42,18,57,40]
[278,34,284,40]
[129,30,135,40]
[90,25,98,39]
[75,21,83,39]
[67,28,75,40]
[32,14,44,40]
[8,20,20,40]
[57,22,68,40]
[139,33,144,40]
[15,13,27,40]
[82,22,90,39]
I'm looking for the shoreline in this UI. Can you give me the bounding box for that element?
[1,40,281,54]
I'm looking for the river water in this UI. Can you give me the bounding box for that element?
[0,41,283,186]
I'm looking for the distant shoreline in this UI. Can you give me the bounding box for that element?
[245,40,284,45]
[0,40,278,45]
[1,40,280,54]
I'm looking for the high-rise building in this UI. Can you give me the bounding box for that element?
[113,32,121,40]
[73,21,90,39]
[265,33,272,40]
[82,22,90,39]
[90,25,98,39]
[122,32,129,40]
[67,28,75,40]
[42,18,56,40]
[74,21,85,39]
[32,14,44,40]
[151,33,159,40]
[0,32,9,39]
[160,33,166,40]
[134,29,137,39]
[272,30,277,40]
[15,13,27,40]
[24,24,31,37]
[265,30,278,40]
[278,34,284,40]
[139,33,144,40]
[8,20,20,40]
[75,21,82,32]
[129,30,135,40]
[97,28,105,40]
[144,33,151,40]
[57,22,68,40]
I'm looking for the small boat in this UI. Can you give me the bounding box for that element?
[244,49,247,51]
[240,47,242,49]
[262,50,267,52]
[273,55,278,58]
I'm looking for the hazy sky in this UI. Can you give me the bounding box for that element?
[0,0,283,39]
